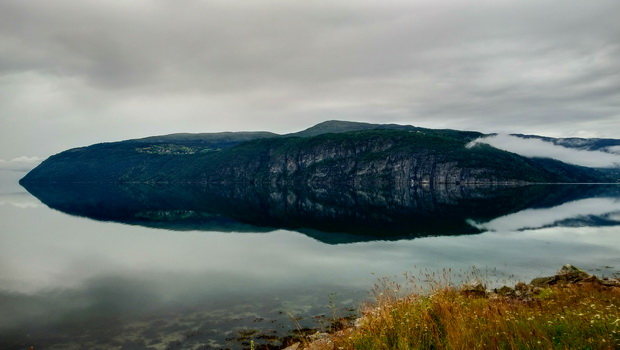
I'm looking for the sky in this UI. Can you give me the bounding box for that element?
[1,0,619,166]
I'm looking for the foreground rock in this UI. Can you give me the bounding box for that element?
[486,264,619,300]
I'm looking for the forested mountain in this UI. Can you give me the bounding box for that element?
[20,121,615,185]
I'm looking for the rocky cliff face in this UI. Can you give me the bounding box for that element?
[21,128,608,185]
[199,134,541,187]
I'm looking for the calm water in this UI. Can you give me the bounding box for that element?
[1,170,619,349]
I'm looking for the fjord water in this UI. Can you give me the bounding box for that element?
[1,171,619,349]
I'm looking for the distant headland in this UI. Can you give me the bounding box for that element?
[20,120,620,185]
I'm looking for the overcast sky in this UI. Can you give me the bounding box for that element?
[1,0,619,163]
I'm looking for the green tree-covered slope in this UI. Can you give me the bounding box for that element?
[20,123,611,185]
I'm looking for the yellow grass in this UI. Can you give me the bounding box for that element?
[314,273,620,350]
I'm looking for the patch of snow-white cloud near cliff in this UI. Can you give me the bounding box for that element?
[467,134,620,168]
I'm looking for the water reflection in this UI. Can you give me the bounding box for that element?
[2,181,618,349]
[469,197,620,232]
[20,182,620,242]
[0,192,41,208]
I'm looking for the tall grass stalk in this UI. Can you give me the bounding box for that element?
[323,270,619,350]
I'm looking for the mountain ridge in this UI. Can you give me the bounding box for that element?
[20,121,618,185]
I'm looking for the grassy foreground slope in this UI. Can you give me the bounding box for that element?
[305,268,620,350]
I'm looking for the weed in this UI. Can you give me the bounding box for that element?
[318,269,620,350]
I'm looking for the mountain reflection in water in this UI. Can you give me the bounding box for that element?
[22,182,620,243]
[3,180,619,349]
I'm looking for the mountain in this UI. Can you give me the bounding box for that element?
[286,120,419,137]
[20,121,614,185]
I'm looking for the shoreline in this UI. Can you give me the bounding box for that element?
[284,264,620,350]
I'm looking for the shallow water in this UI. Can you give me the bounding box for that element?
[1,170,619,349]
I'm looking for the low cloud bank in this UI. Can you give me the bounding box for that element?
[468,134,620,168]
[0,156,43,172]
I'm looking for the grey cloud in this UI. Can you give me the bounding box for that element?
[3,1,617,91]
[0,157,43,172]
[1,0,619,159]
